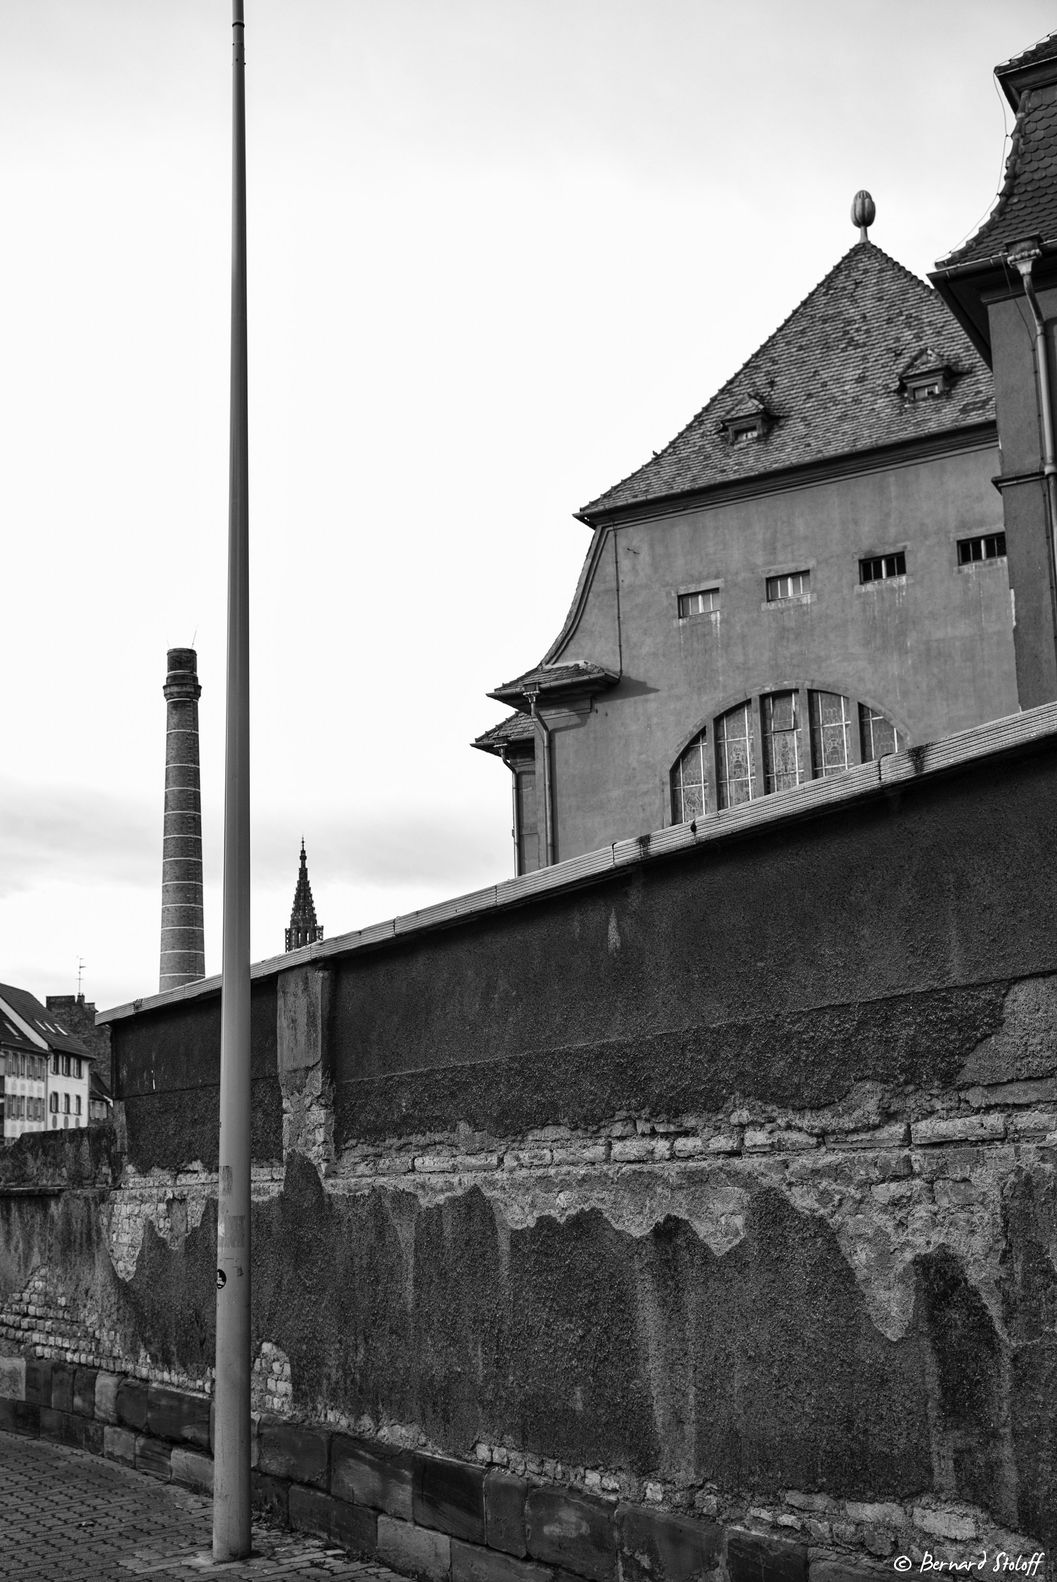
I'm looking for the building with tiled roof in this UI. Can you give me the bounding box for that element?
[476,198,1022,873]
[0,983,94,1143]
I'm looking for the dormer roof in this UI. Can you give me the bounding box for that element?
[580,242,993,521]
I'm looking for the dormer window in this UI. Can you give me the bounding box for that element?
[898,349,955,404]
[719,395,775,447]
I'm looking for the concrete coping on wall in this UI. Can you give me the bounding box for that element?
[98,699,1057,1027]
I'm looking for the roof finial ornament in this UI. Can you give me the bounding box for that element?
[852,190,876,242]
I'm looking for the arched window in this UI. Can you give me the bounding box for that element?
[670,688,903,821]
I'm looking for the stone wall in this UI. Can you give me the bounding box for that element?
[2,716,1057,1575]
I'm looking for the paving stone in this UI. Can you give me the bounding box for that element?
[103,1423,136,1464]
[727,1530,808,1582]
[146,1381,212,1448]
[50,1362,75,1413]
[134,1431,172,1480]
[414,1452,486,1542]
[258,1418,331,1488]
[485,1469,529,1557]
[94,1370,123,1424]
[332,1433,415,1520]
[617,1503,722,1582]
[116,1376,149,1431]
[251,1467,291,1525]
[170,1445,214,1495]
[452,1537,554,1582]
[73,1365,99,1417]
[0,1398,39,1436]
[377,1514,452,1580]
[289,1481,379,1554]
[0,1426,416,1579]
[24,1358,53,1406]
[525,1487,617,1582]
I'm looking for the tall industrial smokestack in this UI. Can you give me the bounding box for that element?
[160,647,205,990]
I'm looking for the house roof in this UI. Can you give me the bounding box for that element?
[0,1011,37,1055]
[580,241,994,519]
[996,30,1057,108]
[0,983,92,1058]
[489,661,619,710]
[472,712,536,757]
[939,45,1057,268]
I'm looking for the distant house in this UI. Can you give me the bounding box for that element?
[0,984,93,1142]
[476,228,1014,872]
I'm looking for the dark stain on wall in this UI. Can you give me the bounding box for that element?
[914,1248,1008,1518]
[115,982,281,1170]
[120,1162,932,1499]
[335,984,1006,1143]
[998,1164,1057,1547]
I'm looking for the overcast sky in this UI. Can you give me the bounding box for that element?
[1,0,1052,1013]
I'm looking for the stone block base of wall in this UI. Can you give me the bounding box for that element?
[0,1363,1038,1582]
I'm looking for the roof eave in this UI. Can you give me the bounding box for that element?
[576,422,999,528]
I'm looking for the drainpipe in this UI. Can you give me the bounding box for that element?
[527,688,555,867]
[1007,241,1057,646]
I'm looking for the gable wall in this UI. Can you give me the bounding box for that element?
[549,441,1015,858]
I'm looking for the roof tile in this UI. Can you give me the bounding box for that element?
[939,82,1057,267]
[581,242,993,517]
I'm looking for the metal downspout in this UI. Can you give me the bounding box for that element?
[1009,245,1057,650]
[527,689,555,867]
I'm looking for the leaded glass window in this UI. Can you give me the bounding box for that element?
[810,690,852,778]
[860,704,901,760]
[670,729,710,822]
[762,691,806,793]
[716,703,756,808]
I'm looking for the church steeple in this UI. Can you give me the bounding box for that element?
[285,839,324,952]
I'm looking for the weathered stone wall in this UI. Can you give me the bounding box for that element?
[2,723,1056,1576]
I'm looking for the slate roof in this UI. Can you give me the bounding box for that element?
[489,661,619,706]
[0,984,92,1057]
[580,242,994,519]
[0,1011,37,1054]
[939,42,1057,268]
[996,30,1057,104]
[472,712,536,757]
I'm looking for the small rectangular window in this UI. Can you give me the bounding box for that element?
[678,588,720,618]
[957,533,1006,566]
[766,570,810,602]
[859,551,906,583]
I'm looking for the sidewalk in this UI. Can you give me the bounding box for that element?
[0,1430,412,1581]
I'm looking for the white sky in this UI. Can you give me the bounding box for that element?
[1,0,1052,1012]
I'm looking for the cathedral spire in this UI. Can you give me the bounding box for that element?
[285,839,324,952]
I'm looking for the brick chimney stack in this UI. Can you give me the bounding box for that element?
[160,647,205,990]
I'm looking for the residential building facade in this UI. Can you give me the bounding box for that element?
[0,984,93,1142]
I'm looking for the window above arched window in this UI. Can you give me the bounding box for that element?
[670,688,903,822]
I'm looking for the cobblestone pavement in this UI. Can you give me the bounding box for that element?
[0,1431,411,1581]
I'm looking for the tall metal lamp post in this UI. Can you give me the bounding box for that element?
[213,0,252,1561]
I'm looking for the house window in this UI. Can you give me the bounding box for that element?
[671,689,903,819]
[678,588,720,619]
[75,1095,82,1116]
[859,551,906,583]
[671,729,710,822]
[762,691,805,793]
[957,533,1006,565]
[766,571,810,602]
[860,703,902,760]
[51,1117,57,1130]
[716,703,756,808]
[62,1055,70,1076]
[63,1094,70,1114]
[52,1054,60,1075]
[810,690,853,777]
[49,1093,58,1113]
